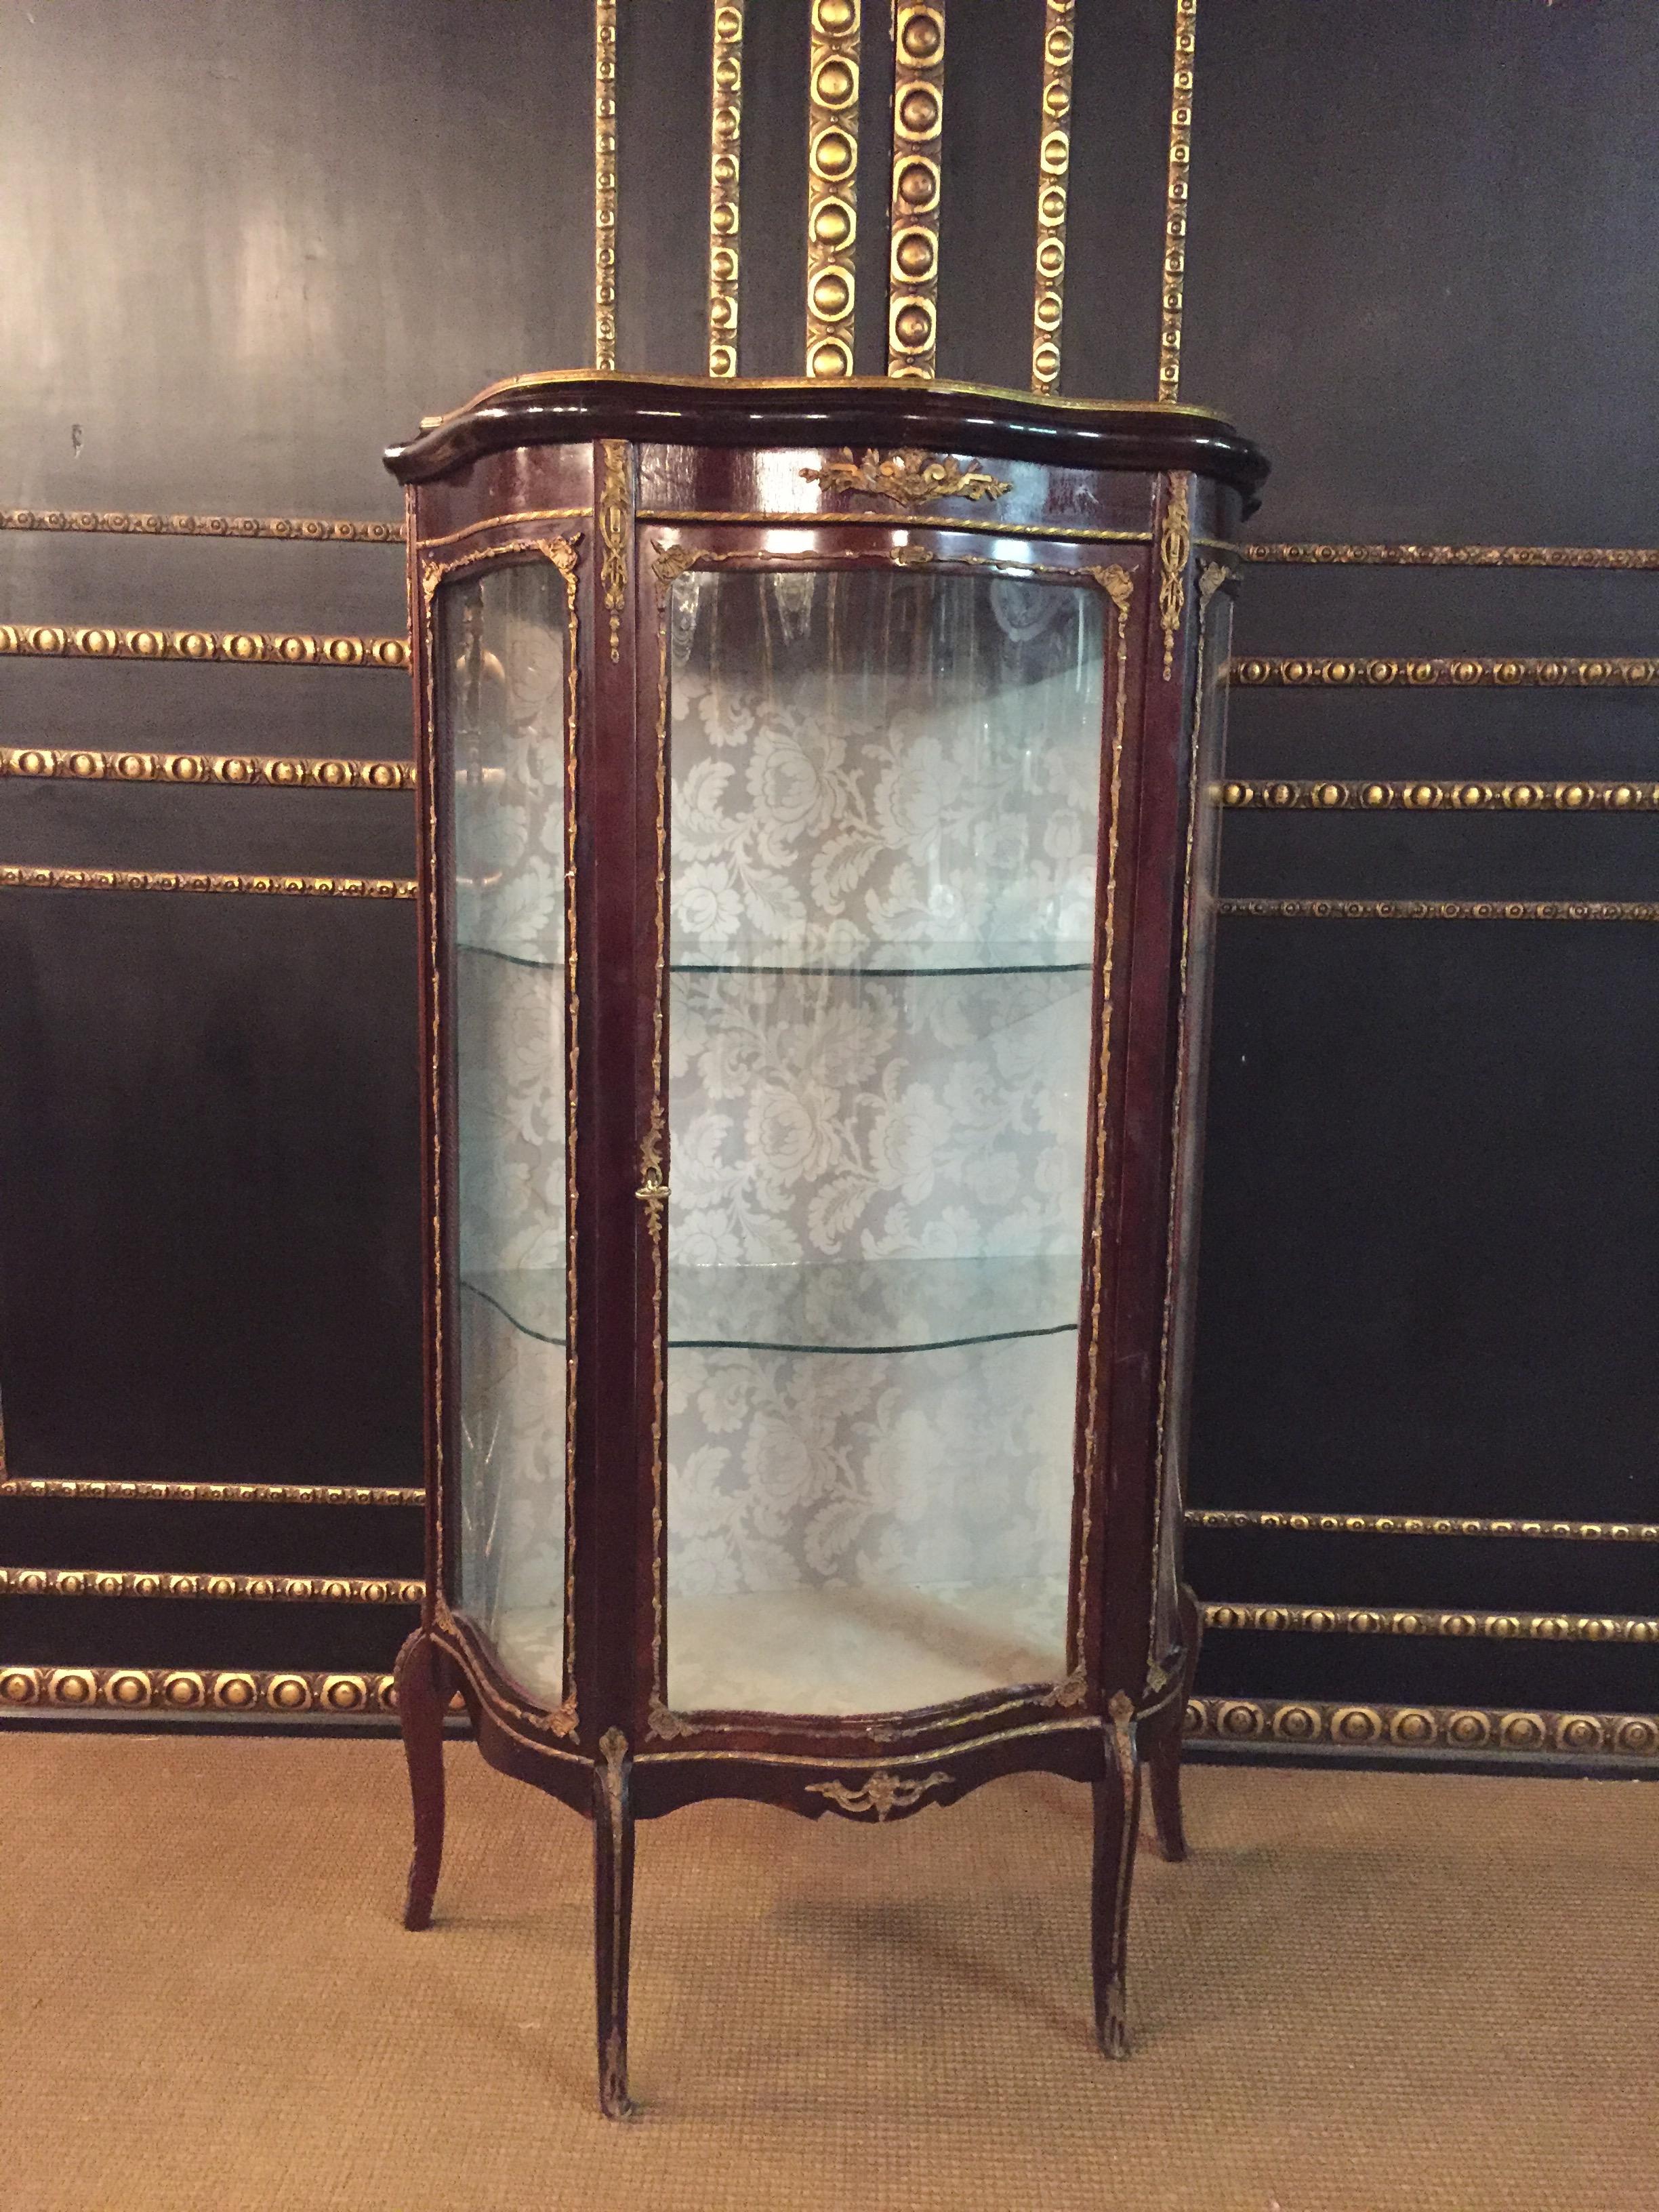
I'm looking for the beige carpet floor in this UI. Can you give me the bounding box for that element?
[1,1734,1654,2211]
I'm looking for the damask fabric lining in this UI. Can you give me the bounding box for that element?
[5,1738,1652,2211]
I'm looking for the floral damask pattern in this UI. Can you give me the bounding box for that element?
[662,571,1109,1702]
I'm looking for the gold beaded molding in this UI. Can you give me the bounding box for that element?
[1230,656,1659,689]
[1204,1600,1659,1645]
[0,623,407,670]
[0,865,414,899]
[1,1565,420,1605]
[1246,542,1659,571]
[1185,1696,1659,1761]
[0,746,411,792]
[1220,898,1659,924]
[0,1664,399,1717]
[806,0,860,381]
[594,0,618,373]
[0,1477,422,1506]
[1188,1507,1659,1543]
[1,508,400,544]
[1223,778,1659,813]
[1029,0,1074,395]
[887,1,946,380]
[708,1,744,377]
[1156,0,1195,402]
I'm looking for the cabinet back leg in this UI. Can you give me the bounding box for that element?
[1149,1582,1204,1862]
[593,1729,638,2120]
[1092,1692,1143,2059]
[394,1629,451,1931]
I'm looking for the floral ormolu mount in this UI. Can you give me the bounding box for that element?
[385,373,1267,2115]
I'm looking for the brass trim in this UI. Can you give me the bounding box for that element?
[0,623,407,670]
[806,0,859,381]
[637,508,1153,544]
[1186,1696,1659,1761]
[708,1,744,377]
[1,1565,420,1605]
[1030,0,1075,396]
[887,2,946,380]
[0,1664,399,1717]
[1158,472,1191,678]
[594,0,618,372]
[639,1714,1097,1767]
[801,450,1009,505]
[0,864,414,899]
[599,441,630,659]
[417,509,592,553]
[1156,0,1196,403]
[0,746,411,792]
[1230,656,1659,688]
[806,1767,951,1820]
[1,508,400,545]
[421,367,1233,426]
[1246,543,1659,571]
[1220,897,1659,924]
[1204,1599,1659,1645]
[1222,778,1659,813]
[1188,1506,1659,1542]
[0,1477,422,1506]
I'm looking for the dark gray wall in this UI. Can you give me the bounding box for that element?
[2,0,1654,1734]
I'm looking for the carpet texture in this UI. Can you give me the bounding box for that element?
[2,1736,1652,2211]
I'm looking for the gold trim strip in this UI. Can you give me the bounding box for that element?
[1,509,399,544]
[1156,0,1195,402]
[0,1477,422,1505]
[1,1565,420,1605]
[0,746,411,792]
[637,507,1152,543]
[1231,656,1659,689]
[1221,898,1659,924]
[1223,778,1659,813]
[1189,1507,1659,1542]
[594,0,618,372]
[638,1715,1096,1768]
[416,508,591,553]
[1030,0,1074,395]
[1246,543,1659,571]
[887,1,945,380]
[1187,1696,1659,1761]
[0,1664,399,1717]
[0,865,414,899]
[1205,1600,1659,1645]
[708,1,744,377]
[0,624,407,670]
[806,0,859,380]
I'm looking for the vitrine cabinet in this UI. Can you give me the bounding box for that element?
[385,374,1267,2116]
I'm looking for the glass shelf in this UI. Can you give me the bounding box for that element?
[462,1254,1082,1357]
[459,939,1094,979]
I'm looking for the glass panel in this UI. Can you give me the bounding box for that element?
[437,561,571,1705]
[664,566,1106,1716]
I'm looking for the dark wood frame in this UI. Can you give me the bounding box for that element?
[385,373,1267,2117]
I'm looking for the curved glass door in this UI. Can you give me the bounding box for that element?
[664,564,1107,1716]
[435,560,572,1704]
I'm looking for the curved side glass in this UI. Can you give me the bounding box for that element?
[663,566,1107,1717]
[436,561,571,1704]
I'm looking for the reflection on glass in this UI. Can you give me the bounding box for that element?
[439,560,571,1703]
[664,567,1106,1717]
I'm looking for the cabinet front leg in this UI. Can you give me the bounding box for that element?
[592,1729,638,2120]
[394,1629,451,1931]
[1092,1691,1143,2060]
[1149,1583,1202,1862]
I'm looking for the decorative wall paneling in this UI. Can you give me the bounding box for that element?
[804,0,859,377]
[3,0,1654,1765]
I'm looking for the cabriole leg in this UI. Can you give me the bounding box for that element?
[394,1628,451,1931]
[592,1728,637,2120]
[1092,1691,1143,2059]
[1149,1582,1203,1862]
